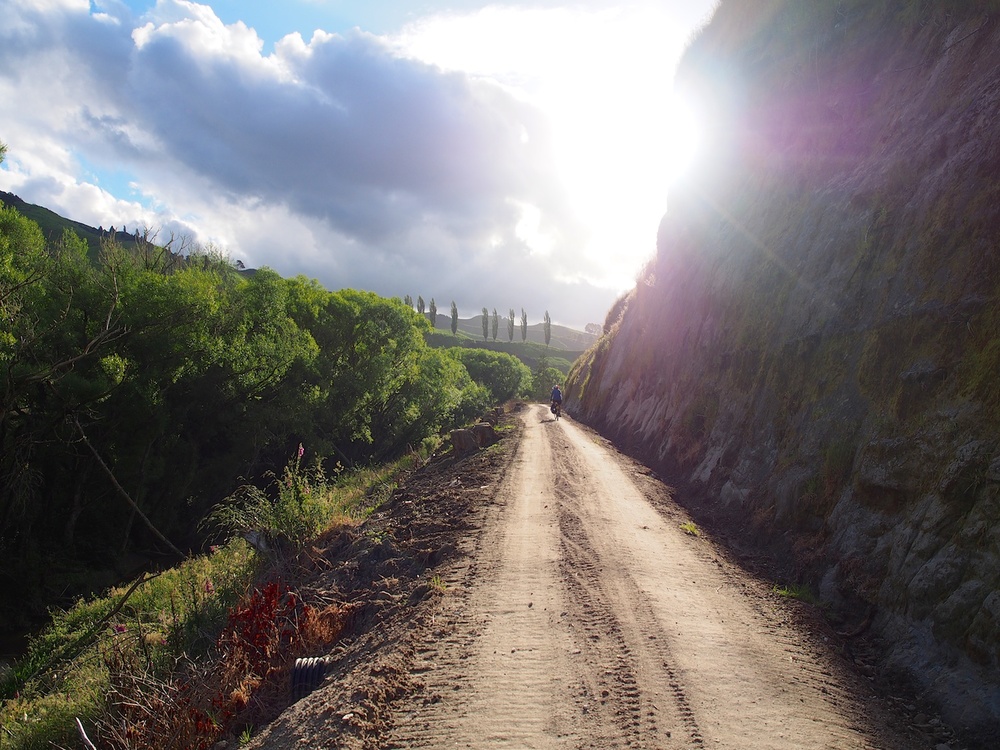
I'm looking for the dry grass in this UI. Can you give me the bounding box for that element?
[94,583,356,749]
[1,451,421,750]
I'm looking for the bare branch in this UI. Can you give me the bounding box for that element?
[75,417,184,558]
[76,718,98,750]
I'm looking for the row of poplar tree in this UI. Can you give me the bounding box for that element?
[402,294,554,346]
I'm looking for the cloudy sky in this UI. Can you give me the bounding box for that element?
[0,0,716,329]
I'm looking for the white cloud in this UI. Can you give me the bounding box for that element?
[390,2,707,295]
[0,0,714,328]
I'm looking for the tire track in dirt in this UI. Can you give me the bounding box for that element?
[552,416,888,749]
[557,505,702,748]
[240,405,933,750]
[550,418,712,748]
[384,404,591,748]
[385,407,709,748]
[380,405,924,749]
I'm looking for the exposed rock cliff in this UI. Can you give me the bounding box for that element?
[568,1,1000,738]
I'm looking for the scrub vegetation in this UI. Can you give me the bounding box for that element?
[0,452,422,750]
[0,197,536,747]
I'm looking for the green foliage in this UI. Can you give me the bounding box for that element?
[0,542,257,749]
[0,202,48,355]
[424,332,577,375]
[1,449,423,749]
[284,285,480,462]
[543,310,551,347]
[450,300,458,335]
[203,447,335,554]
[531,357,564,402]
[772,583,820,605]
[447,347,532,403]
[0,202,484,633]
[481,306,489,341]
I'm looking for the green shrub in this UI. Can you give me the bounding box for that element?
[446,348,533,402]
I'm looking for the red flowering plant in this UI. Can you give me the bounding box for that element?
[98,579,351,749]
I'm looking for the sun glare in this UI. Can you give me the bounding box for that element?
[661,98,702,185]
[394,5,700,293]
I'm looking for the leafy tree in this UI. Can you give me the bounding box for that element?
[448,348,531,403]
[450,300,458,335]
[521,308,528,342]
[283,286,486,462]
[417,295,425,315]
[481,307,489,341]
[491,308,499,341]
[381,347,488,448]
[507,308,515,341]
[285,287,428,460]
[0,140,6,164]
[0,201,499,625]
[531,356,563,402]
[428,298,437,327]
[0,215,126,556]
[94,262,316,541]
[404,294,413,308]
[544,310,552,347]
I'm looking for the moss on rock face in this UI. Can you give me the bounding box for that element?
[568,0,1000,738]
[959,290,1000,419]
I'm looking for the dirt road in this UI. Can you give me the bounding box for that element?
[381,405,917,750]
[246,405,931,749]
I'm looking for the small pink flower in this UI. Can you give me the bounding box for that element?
[298,443,305,459]
[204,579,215,594]
[113,624,127,634]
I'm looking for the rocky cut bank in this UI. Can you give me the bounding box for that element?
[566,0,1000,738]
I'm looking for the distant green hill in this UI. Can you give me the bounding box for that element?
[426,313,597,351]
[0,190,142,259]
[424,328,584,376]
[0,189,595,379]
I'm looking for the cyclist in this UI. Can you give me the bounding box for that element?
[550,384,562,418]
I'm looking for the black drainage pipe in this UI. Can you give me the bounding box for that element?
[291,656,332,701]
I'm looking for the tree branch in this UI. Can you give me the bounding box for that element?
[74,417,184,558]
[76,717,98,750]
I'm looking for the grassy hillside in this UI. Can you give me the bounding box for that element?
[422,313,594,376]
[426,312,597,351]
[424,331,579,376]
[0,190,141,259]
